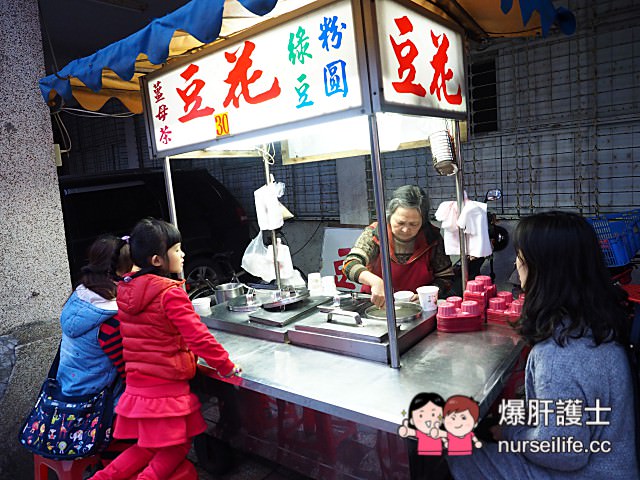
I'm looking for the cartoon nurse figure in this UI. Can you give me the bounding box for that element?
[397,392,446,456]
[440,395,483,455]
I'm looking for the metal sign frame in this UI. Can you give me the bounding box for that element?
[140,0,372,159]
[362,0,468,120]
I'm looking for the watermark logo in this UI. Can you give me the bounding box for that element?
[397,393,482,456]
[497,398,611,427]
[496,398,612,455]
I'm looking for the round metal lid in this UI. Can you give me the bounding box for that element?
[262,291,309,310]
[364,301,422,322]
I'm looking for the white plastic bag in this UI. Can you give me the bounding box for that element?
[241,233,294,282]
[242,232,273,280]
[254,183,284,230]
[267,239,294,280]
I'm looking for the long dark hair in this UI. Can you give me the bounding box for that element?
[513,211,628,346]
[407,392,445,429]
[128,217,182,278]
[77,235,131,300]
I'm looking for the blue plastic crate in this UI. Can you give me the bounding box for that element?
[604,212,640,256]
[587,215,633,267]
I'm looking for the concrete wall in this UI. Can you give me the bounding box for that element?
[0,0,70,476]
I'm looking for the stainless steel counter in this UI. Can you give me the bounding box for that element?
[202,324,524,435]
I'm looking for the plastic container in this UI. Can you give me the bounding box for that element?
[437,301,456,317]
[192,297,212,316]
[487,295,524,326]
[463,280,488,313]
[308,272,323,296]
[416,285,439,311]
[475,275,497,298]
[394,290,414,302]
[487,297,508,325]
[446,296,463,309]
[322,276,338,295]
[497,291,514,306]
[460,300,481,316]
[505,299,524,323]
[436,300,483,332]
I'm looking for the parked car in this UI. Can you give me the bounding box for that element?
[58,168,250,292]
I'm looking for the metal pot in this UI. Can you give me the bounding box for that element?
[214,282,245,304]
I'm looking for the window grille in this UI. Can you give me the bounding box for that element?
[469,58,498,135]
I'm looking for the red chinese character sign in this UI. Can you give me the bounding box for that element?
[376,0,467,116]
[320,227,364,293]
[144,0,362,156]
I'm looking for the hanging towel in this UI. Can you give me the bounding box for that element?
[435,201,460,255]
[457,201,492,258]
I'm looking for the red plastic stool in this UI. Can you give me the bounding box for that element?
[99,439,135,467]
[33,454,100,480]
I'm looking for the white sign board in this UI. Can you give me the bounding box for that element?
[145,0,362,155]
[320,227,364,292]
[376,0,467,115]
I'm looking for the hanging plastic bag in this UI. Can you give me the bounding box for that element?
[267,239,294,280]
[254,183,285,230]
[242,232,273,281]
[242,234,295,282]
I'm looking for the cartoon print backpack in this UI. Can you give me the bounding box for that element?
[18,343,120,459]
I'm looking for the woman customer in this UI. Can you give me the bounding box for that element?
[342,185,454,307]
[447,211,638,479]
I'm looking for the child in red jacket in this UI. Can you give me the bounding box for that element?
[92,218,241,480]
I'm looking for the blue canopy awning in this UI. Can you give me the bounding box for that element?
[39,0,575,113]
[39,0,280,111]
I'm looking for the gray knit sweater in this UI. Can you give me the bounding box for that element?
[448,333,639,479]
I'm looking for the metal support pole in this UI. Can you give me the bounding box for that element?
[262,146,282,290]
[453,121,468,292]
[368,114,400,369]
[163,156,184,281]
[163,156,178,227]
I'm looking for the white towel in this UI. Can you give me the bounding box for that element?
[457,201,492,258]
[435,201,460,255]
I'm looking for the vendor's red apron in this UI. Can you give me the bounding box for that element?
[361,224,435,294]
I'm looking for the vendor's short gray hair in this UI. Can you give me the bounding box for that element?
[386,185,430,223]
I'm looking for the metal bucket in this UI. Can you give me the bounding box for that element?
[214,282,245,304]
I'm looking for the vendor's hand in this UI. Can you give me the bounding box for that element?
[370,277,386,308]
[410,293,419,303]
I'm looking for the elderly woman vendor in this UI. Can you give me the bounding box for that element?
[343,185,454,308]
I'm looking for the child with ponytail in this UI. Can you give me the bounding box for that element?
[92,218,240,480]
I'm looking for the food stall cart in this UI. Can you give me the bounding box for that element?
[132,1,526,477]
[141,0,473,364]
